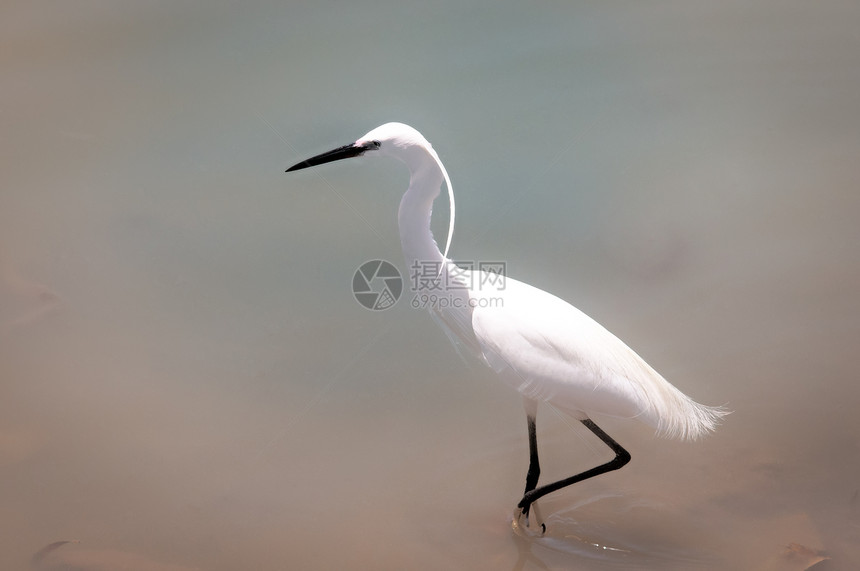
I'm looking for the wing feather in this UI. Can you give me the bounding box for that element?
[470,277,728,440]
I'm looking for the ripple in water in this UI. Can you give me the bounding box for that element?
[510,492,720,570]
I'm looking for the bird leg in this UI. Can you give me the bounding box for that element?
[518,413,546,533]
[517,418,631,518]
[523,414,541,512]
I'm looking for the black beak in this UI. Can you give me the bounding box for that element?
[286,142,371,172]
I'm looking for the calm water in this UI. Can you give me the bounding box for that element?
[3,1,860,569]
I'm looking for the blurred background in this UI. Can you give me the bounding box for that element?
[2,1,859,569]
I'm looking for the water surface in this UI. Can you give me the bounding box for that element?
[3,1,859,569]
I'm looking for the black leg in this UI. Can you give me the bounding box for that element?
[522,414,541,517]
[518,418,631,515]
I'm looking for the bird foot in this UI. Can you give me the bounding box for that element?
[513,505,546,536]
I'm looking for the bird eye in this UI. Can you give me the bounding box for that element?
[372,140,381,149]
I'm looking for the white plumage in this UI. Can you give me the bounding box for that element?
[470,274,724,441]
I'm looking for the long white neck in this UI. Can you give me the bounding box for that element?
[393,137,481,355]
[398,168,443,268]
[396,146,454,277]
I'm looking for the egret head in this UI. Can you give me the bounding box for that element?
[286,122,431,172]
[286,122,455,259]
[356,122,432,157]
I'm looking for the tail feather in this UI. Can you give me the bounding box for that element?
[654,388,730,441]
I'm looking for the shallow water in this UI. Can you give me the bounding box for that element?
[3,1,860,569]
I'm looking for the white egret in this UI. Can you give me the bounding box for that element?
[286,122,728,532]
